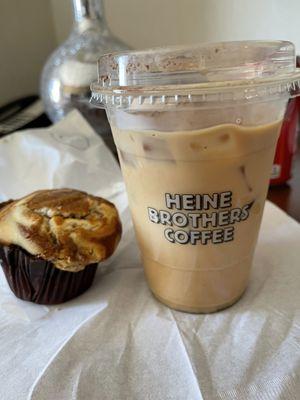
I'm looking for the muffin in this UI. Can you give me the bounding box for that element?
[0,189,122,304]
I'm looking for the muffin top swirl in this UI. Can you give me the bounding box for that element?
[0,189,122,271]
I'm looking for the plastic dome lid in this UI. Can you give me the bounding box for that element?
[91,41,300,109]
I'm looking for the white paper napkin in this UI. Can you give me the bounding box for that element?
[0,111,299,400]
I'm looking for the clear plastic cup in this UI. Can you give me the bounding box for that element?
[91,41,300,313]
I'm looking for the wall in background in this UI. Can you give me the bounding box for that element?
[52,0,300,50]
[1,0,300,107]
[0,0,56,107]
[50,0,73,46]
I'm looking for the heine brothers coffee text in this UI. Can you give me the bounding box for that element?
[147,192,251,245]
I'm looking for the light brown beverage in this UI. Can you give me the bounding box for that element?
[112,120,282,312]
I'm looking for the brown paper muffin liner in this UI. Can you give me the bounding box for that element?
[0,245,97,305]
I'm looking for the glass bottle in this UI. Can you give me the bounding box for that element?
[41,0,128,152]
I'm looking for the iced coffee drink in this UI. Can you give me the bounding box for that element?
[91,41,300,312]
[112,118,281,312]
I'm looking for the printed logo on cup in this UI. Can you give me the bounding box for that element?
[147,192,253,245]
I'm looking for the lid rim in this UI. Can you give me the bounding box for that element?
[91,71,300,97]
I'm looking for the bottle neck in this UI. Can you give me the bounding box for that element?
[72,0,108,33]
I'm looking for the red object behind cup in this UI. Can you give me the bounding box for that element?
[270,97,299,185]
[270,56,300,185]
